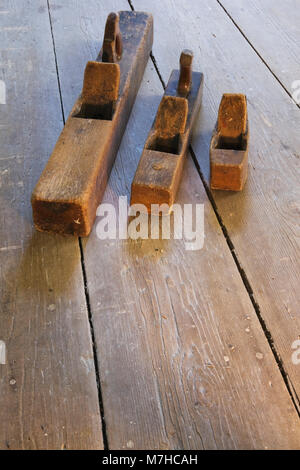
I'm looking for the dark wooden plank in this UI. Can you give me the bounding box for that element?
[50,0,300,449]
[219,0,300,99]
[0,0,102,449]
[136,0,300,408]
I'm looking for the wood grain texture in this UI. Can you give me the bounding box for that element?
[131,66,203,211]
[219,0,300,97]
[210,94,249,191]
[0,0,102,449]
[32,11,153,236]
[50,0,300,449]
[135,0,300,410]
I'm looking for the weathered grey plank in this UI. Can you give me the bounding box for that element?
[219,0,300,98]
[0,0,102,449]
[50,0,300,449]
[135,0,300,407]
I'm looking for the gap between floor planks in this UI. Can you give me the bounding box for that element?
[216,0,300,109]
[48,1,300,448]
[128,0,300,416]
[45,0,109,448]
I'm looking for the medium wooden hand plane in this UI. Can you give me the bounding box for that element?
[210,93,249,191]
[32,11,153,236]
[130,50,204,213]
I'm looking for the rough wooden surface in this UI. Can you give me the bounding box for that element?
[137,0,300,411]
[210,94,249,191]
[217,94,247,140]
[49,0,300,449]
[32,11,153,236]
[131,63,203,211]
[0,0,102,449]
[218,0,300,100]
[1,0,300,450]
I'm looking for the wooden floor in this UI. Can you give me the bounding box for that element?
[0,0,299,450]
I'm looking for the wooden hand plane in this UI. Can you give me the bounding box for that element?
[130,50,204,213]
[210,93,249,191]
[32,11,153,236]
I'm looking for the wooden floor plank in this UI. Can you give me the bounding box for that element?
[134,0,300,409]
[218,0,300,98]
[0,0,103,449]
[50,0,300,449]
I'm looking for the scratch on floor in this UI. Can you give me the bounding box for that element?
[0,245,22,252]
[0,155,23,162]
[0,26,29,31]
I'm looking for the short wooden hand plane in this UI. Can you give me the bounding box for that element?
[32,11,153,236]
[131,50,204,213]
[210,93,249,191]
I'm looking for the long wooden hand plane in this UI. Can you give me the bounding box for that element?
[130,50,204,213]
[32,11,153,236]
